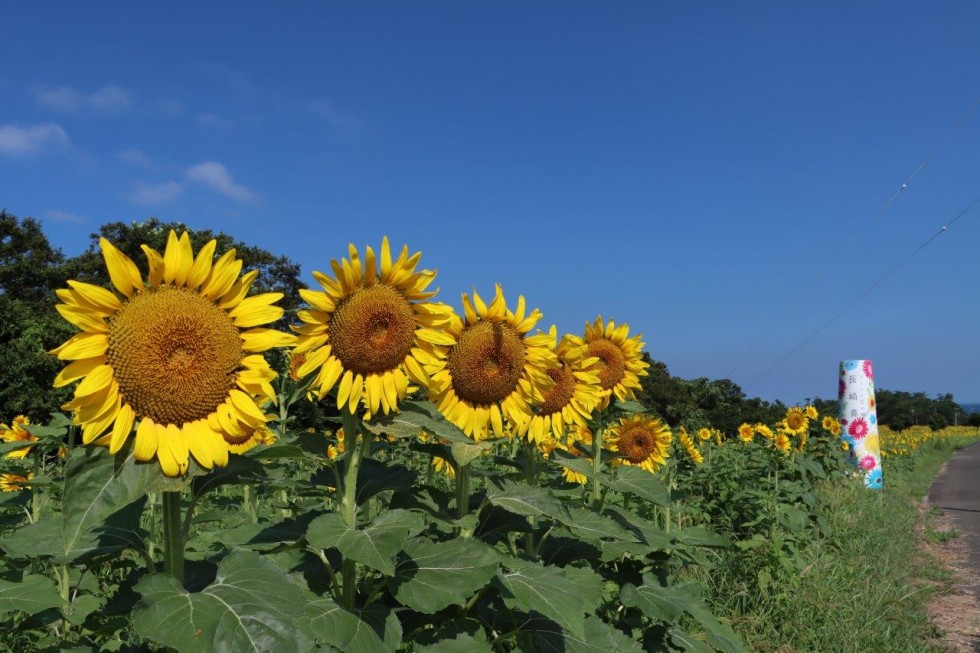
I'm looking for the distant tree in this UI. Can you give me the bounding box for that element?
[928,413,948,432]
[890,414,914,432]
[0,211,75,421]
[968,412,980,433]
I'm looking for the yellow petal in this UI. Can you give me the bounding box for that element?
[53,356,107,388]
[56,304,108,333]
[108,403,136,454]
[241,328,295,352]
[141,245,165,287]
[336,370,354,411]
[366,374,382,416]
[73,364,115,398]
[201,249,241,300]
[134,418,158,462]
[66,280,123,313]
[187,239,217,290]
[52,333,108,360]
[228,389,266,427]
[185,421,214,469]
[100,238,143,297]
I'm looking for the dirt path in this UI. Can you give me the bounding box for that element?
[925,441,980,651]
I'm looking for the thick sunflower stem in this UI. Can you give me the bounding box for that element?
[523,439,539,555]
[162,491,185,585]
[455,462,472,522]
[340,407,369,608]
[590,426,605,511]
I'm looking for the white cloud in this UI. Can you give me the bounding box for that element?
[0,122,70,156]
[44,209,86,224]
[185,161,255,202]
[116,149,155,169]
[130,180,183,204]
[34,84,132,113]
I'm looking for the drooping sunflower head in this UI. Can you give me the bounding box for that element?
[425,285,558,441]
[566,317,649,407]
[526,328,603,446]
[51,231,293,476]
[755,423,774,440]
[607,414,672,473]
[783,407,808,434]
[774,433,791,455]
[677,428,704,464]
[0,472,33,492]
[221,418,277,454]
[292,238,452,418]
[0,417,37,460]
[737,423,754,443]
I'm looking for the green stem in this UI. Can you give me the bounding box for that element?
[523,439,538,555]
[243,485,259,522]
[340,407,369,608]
[455,462,472,521]
[590,426,605,511]
[162,491,185,584]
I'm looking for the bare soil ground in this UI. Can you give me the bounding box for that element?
[920,469,980,652]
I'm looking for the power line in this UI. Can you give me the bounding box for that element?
[744,198,980,392]
[724,97,980,380]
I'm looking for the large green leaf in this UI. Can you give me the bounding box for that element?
[304,597,390,652]
[191,454,267,500]
[486,480,569,522]
[620,576,745,653]
[605,466,670,506]
[363,400,472,443]
[0,574,66,616]
[392,537,499,613]
[562,507,639,543]
[496,558,602,639]
[306,509,424,576]
[132,551,315,653]
[551,449,594,480]
[356,458,417,504]
[532,614,644,653]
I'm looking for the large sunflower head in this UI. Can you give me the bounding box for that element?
[782,407,809,435]
[607,414,672,473]
[568,316,649,406]
[292,238,452,418]
[425,284,558,441]
[737,423,754,443]
[51,231,293,476]
[0,416,37,460]
[526,328,603,446]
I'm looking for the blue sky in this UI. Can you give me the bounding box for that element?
[2,2,978,406]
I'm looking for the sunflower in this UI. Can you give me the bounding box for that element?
[0,416,36,459]
[755,423,774,440]
[558,424,593,485]
[821,416,836,432]
[677,428,704,464]
[697,427,712,442]
[0,472,33,492]
[796,431,808,453]
[51,231,292,476]
[223,419,277,454]
[737,423,754,443]
[804,405,818,419]
[432,454,456,479]
[292,238,451,418]
[607,414,672,473]
[526,328,603,445]
[425,285,557,441]
[774,433,791,455]
[782,407,809,435]
[567,317,649,406]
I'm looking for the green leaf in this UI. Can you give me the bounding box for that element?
[613,399,649,414]
[133,551,315,653]
[450,440,494,468]
[392,537,499,613]
[191,454,267,499]
[563,507,639,543]
[532,614,644,652]
[364,400,472,443]
[669,628,714,653]
[486,480,569,522]
[63,594,102,626]
[304,597,390,652]
[673,527,728,548]
[307,509,424,576]
[551,449,594,479]
[496,558,602,639]
[417,633,491,653]
[245,444,308,460]
[606,466,670,506]
[356,458,417,504]
[0,574,66,616]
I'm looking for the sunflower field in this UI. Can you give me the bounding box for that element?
[0,232,969,652]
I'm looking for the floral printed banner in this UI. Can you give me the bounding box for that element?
[838,359,883,489]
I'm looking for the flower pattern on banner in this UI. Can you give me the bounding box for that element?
[838,359,883,489]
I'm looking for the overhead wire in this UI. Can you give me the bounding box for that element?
[743,198,980,393]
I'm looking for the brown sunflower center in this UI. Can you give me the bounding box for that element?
[223,425,255,446]
[107,287,242,426]
[329,284,416,375]
[538,361,577,415]
[619,426,657,464]
[447,321,526,406]
[786,412,805,430]
[587,339,626,391]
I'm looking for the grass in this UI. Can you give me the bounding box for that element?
[702,436,978,653]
